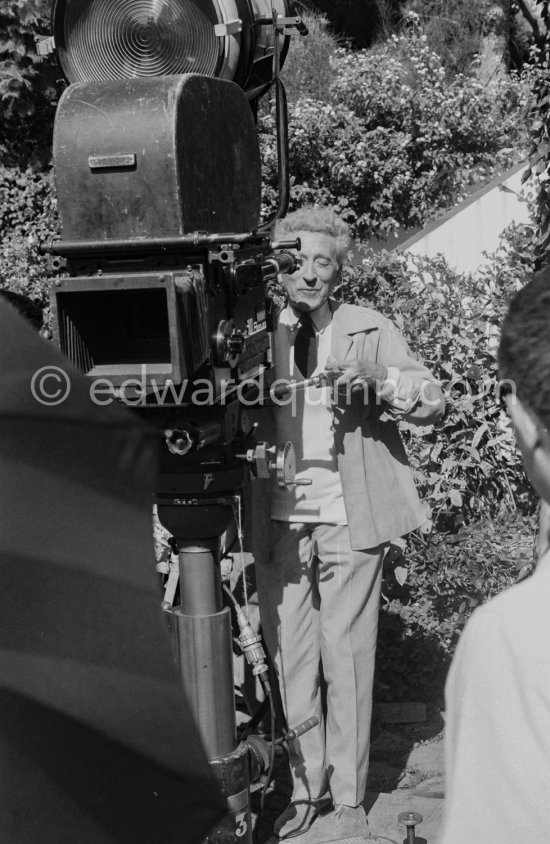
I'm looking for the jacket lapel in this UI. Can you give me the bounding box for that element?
[331,302,354,361]
[330,300,382,363]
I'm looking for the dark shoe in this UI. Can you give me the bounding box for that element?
[274,798,332,839]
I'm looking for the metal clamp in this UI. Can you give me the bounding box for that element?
[208,245,240,264]
[35,35,55,57]
[237,441,311,490]
[214,19,243,37]
[275,15,309,35]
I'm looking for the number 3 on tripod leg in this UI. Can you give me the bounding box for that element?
[235,810,248,838]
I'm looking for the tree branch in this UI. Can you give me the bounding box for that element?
[515,0,543,43]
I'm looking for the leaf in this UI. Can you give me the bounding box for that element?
[449,490,463,507]
[394,566,408,587]
[471,422,489,450]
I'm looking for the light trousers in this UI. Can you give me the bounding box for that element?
[255,521,385,807]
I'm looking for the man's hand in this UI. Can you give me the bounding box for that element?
[326,355,388,391]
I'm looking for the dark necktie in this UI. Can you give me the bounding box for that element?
[294,312,317,378]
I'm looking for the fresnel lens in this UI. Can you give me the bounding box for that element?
[52,0,291,98]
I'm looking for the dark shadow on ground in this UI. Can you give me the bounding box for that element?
[370,600,448,794]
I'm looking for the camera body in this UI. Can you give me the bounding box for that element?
[49,72,298,544]
[50,74,270,398]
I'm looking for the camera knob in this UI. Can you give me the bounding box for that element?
[212,320,245,367]
[271,442,311,490]
[164,428,194,456]
[226,330,245,362]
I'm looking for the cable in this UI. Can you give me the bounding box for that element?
[219,533,238,560]
[232,493,249,612]
[238,697,270,743]
[252,686,276,844]
[261,687,276,813]
[223,581,241,614]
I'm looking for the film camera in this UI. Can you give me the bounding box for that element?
[41,2,313,842]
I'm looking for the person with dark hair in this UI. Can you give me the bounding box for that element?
[253,206,444,842]
[440,268,550,844]
[0,299,225,843]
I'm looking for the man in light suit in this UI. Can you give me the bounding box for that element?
[254,207,444,842]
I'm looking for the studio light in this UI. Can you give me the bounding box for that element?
[51,0,291,97]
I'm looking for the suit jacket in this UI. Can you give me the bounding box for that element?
[249,300,440,553]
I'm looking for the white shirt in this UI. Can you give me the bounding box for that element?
[440,550,550,844]
[271,304,346,523]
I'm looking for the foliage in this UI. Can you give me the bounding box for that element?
[402,0,490,75]
[335,223,538,526]
[403,0,540,74]
[296,0,404,47]
[0,0,62,169]
[524,2,550,260]
[375,509,538,704]
[260,28,531,238]
[0,165,59,332]
[278,10,340,104]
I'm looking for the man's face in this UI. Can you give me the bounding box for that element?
[506,394,550,504]
[282,230,341,313]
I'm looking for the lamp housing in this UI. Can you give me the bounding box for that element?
[52,0,291,99]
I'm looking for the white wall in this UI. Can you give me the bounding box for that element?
[396,163,533,273]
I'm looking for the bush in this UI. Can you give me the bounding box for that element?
[0,0,63,169]
[525,18,550,260]
[0,166,59,330]
[375,509,538,704]
[279,10,340,103]
[403,0,497,75]
[260,28,532,237]
[296,0,404,48]
[367,222,540,704]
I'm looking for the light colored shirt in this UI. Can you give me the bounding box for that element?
[440,550,550,844]
[271,305,346,523]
